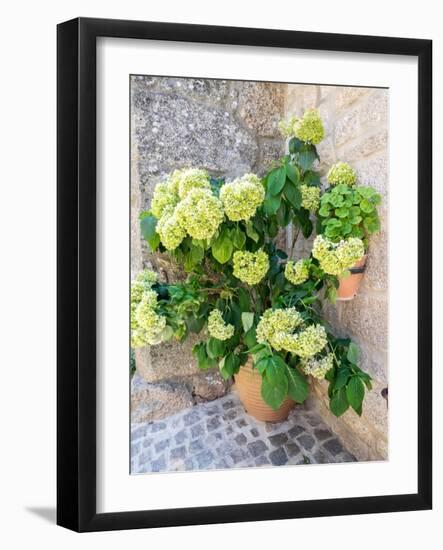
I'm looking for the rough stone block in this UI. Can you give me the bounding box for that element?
[316,136,336,166]
[359,90,388,128]
[192,371,231,402]
[339,293,388,351]
[237,82,285,136]
[286,84,319,114]
[339,130,388,162]
[335,87,368,112]
[362,221,388,292]
[258,138,285,174]
[131,374,194,423]
[138,334,202,382]
[269,447,288,466]
[355,154,389,200]
[335,108,360,147]
[134,92,259,180]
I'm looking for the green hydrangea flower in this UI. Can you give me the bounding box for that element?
[207,309,234,341]
[156,208,187,250]
[219,173,265,221]
[232,249,269,285]
[130,277,167,348]
[174,188,224,241]
[150,181,179,219]
[327,162,357,186]
[312,235,365,276]
[280,324,328,358]
[293,109,325,144]
[136,269,158,287]
[256,308,304,350]
[301,353,334,379]
[285,259,310,285]
[256,308,327,358]
[167,168,211,199]
[301,184,321,211]
[278,115,299,138]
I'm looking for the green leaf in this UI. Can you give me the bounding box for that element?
[346,376,365,414]
[206,337,225,359]
[263,195,281,216]
[244,327,257,349]
[247,343,266,355]
[211,231,233,264]
[193,342,216,370]
[232,226,246,249]
[283,180,302,210]
[318,205,330,217]
[298,149,316,171]
[360,199,374,213]
[245,220,259,242]
[288,137,304,154]
[183,243,204,271]
[255,356,270,375]
[363,215,380,234]
[347,342,359,365]
[219,353,240,380]
[261,363,288,410]
[268,166,287,196]
[267,218,279,238]
[241,312,255,333]
[286,365,309,403]
[276,199,291,227]
[285,163,300,185]
[237,287,251,311]
[330,387,350,417]
[140,214,160,251]
[334,367,350,390]
[335,207,349,218]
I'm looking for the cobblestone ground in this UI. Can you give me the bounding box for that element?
[131,391,356,474]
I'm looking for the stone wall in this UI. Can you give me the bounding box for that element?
[284,84,389,461]
[131,76,286,421]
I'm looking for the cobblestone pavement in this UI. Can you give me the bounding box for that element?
[131,391,356,474]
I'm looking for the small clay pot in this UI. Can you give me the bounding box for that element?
[234,359,295,422]
[337,255,367,301]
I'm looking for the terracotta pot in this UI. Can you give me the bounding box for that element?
[234,359,295,422]
[337,255,367,301]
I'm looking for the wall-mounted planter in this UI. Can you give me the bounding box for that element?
[337,255,367,301]
[234,359,295,422]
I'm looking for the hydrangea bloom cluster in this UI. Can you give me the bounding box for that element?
[301,353,334,379]
[256,308,303,349]
[312,235,365,276]
[167,168,211,199]
[278,115,299,138]
[327,161,357,187]
[293,109,325,144]
[278,110,325,144]
[301,184,321,211]
[151,168,224,250]
[207,309,235,341]
[130,270,166,348]
[232,250,269,285]
[150,182,179,219]
[219,173,265,221]
[256,308,328,358]
[284,259,310,285]
[175,188,224,240]
[156,208,187,250]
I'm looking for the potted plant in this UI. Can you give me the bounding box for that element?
[132,109,373,422]
[316,162,382,300]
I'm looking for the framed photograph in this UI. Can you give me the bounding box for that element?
[57,17,432,532]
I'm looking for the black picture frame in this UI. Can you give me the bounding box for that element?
[57,17,432,532]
